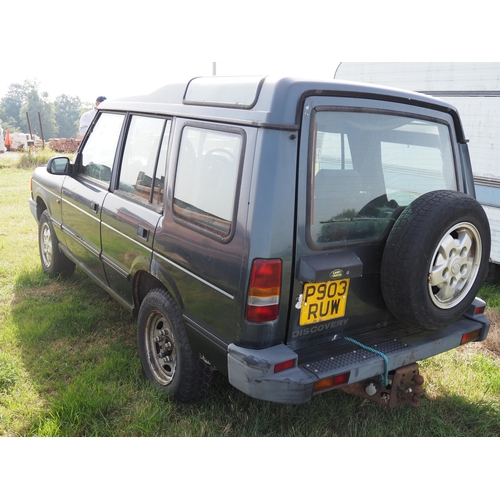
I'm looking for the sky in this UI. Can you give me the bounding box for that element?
[1,0,498,104]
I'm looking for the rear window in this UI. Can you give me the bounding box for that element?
[309,110,456,246]
[118,115,170,206]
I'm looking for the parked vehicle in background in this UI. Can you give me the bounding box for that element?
[0,123,5,153]
[335,62,500,282]
[29,75,491,408]
[5,132,40,151]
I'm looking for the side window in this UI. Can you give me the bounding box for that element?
[173,125,243,239]
[79,113,125,186]
[118,115,170,205]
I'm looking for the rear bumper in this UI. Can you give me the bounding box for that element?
[227,306,490,404]
[228,343,315,404]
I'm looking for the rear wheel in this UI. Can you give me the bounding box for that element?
[381,190,490,330]
[38,210,75,278]
[137,288,213,402]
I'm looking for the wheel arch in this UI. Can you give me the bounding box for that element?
[136,287,214,402]
[35,196,48,221]
[133,268,184,319]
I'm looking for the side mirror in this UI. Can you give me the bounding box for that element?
[46,156,71,175]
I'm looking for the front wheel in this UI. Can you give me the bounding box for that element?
[38,210,75,278]
[137,288,213,402]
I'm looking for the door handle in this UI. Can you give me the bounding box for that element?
[137,225,149,241]
[90,201,99,213]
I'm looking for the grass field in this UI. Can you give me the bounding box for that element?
[1,153,499,437]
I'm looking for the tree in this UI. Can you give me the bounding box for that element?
[0,83,26,132]
[1,80,87,139]
[20,83,58,140]
[0,80,58,139]
[54,94,82,138]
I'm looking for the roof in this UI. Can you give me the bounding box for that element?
[99,75,466,137]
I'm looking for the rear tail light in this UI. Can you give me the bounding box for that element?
[461,329,481,345]
[474,304,485,315]
[274,359,295,373]
[246,259,282,323]
[464,298,486,318]
[313,372,350,393]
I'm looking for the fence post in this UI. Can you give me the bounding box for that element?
[38,112,45,148]
[26,112,33,140]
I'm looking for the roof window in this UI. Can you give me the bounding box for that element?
[183,76,265,109]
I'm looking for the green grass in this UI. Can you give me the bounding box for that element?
[1,163,499,436]
[477,282,500,309]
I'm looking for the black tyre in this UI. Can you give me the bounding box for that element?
[137,288,213,402]
[381,190,490,330]
[39,210,76,278]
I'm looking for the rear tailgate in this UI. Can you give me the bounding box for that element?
[288,93,477,350]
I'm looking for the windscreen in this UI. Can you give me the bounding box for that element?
[309,110,456,246]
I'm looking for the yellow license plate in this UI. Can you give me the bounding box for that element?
[299,279,350,326]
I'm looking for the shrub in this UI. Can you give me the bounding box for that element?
[16,147,59,169]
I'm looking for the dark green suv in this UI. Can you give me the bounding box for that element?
[29,76,491,407]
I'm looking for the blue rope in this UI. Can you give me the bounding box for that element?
[344,337,390,387]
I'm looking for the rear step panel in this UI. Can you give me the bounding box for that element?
[299,318,483,388]
[227,308,489,404]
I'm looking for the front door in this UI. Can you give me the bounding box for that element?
[62,112,125,285]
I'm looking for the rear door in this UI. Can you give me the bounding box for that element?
[100,114,171,306]
[288,95,460,350]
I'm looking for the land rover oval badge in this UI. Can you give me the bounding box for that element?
[330,269,344,279]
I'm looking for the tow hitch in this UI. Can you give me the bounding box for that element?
[341,363,424,408]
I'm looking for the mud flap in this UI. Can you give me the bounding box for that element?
[341,363,424,408]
